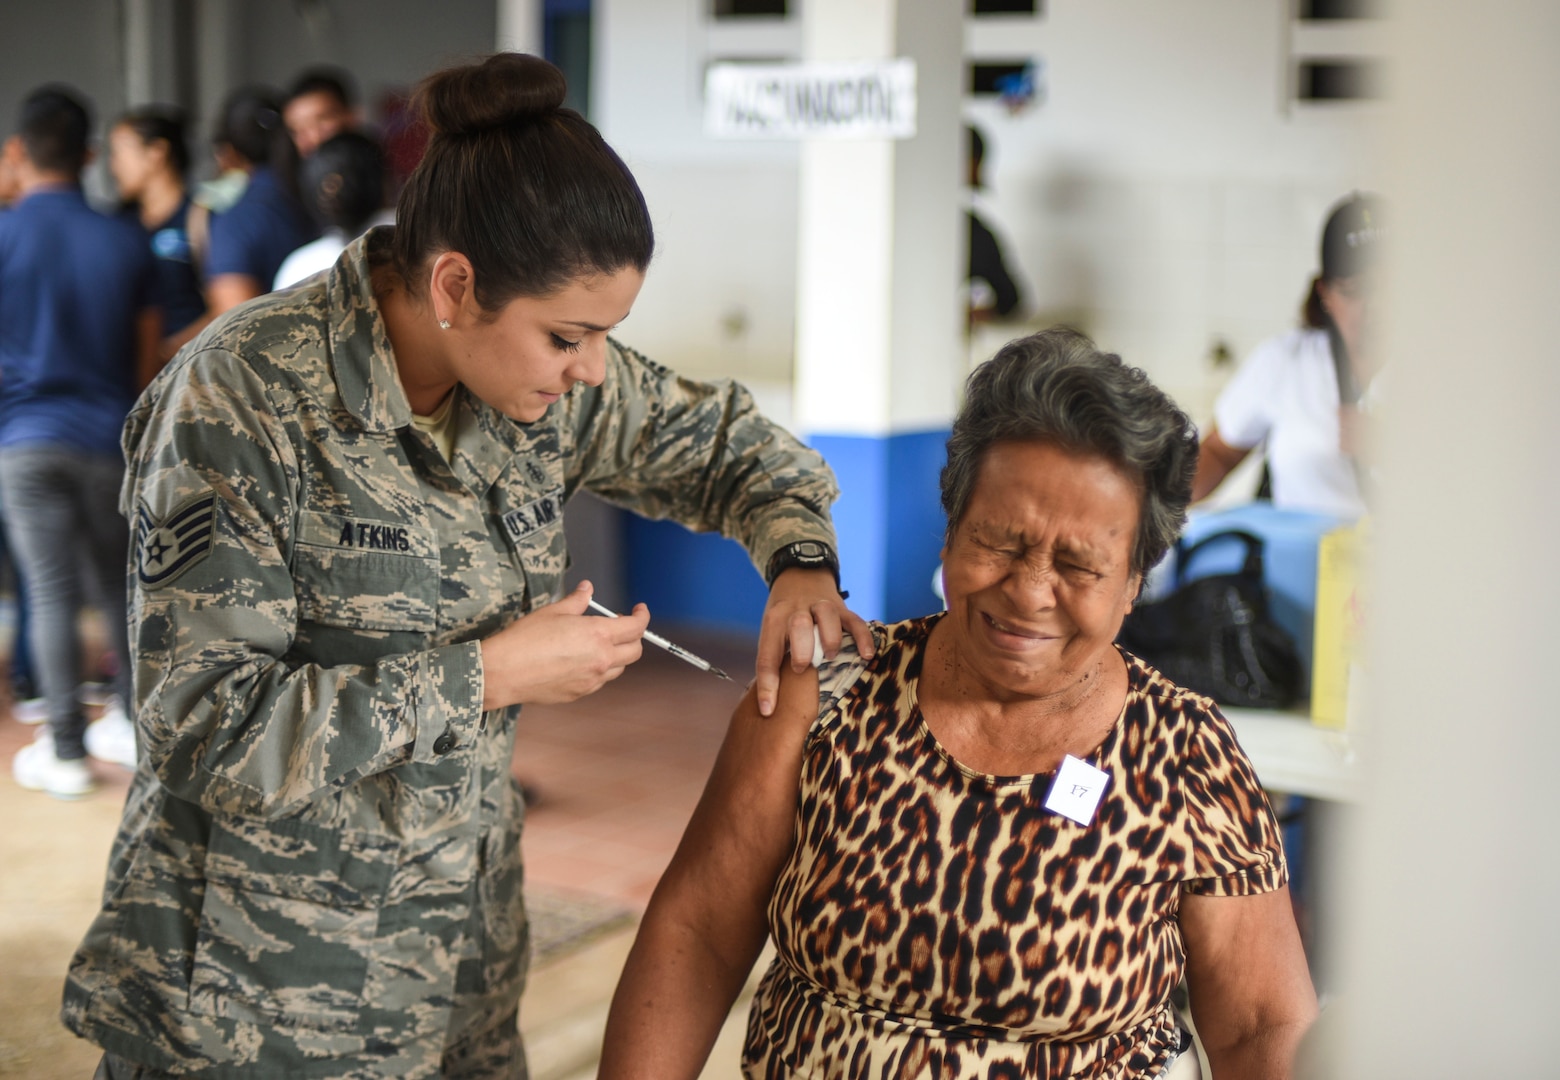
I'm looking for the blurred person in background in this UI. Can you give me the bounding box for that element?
[1192,194,1385,519]
[64,52,864,1078]
[202,85,313,316]
[0,85,157,798]
[283,65,362,159]
[0,148,37,720]
[0,148,19,205]
[603,329,1316,1080]
[966,124,1023,327]
[109,106,209,368]
[274,129,391,289]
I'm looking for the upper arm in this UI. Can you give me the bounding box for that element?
[1180,887,1317,1065]
[563,339,840,560]
[644,663,820,961]
[135,306,165,390]
[206,274,262,315]
[1192,426,1252,502]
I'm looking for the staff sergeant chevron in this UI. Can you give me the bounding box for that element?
[137,492,218,588]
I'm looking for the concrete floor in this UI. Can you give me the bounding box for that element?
[0,625,760,1080]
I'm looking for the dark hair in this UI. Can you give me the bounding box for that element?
[301,131,384,235]
[214,85,289,167]
[941,327,1197,576]
[286,67,357,111]
[116,105,190,176]
[1301,275,1328,329]
[392,52,654,308]
[17,84,91,175]
[968,125,986,172]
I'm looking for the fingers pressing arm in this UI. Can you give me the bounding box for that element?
[753,567,873,717]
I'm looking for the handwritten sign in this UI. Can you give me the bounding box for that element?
[705,59,918,140]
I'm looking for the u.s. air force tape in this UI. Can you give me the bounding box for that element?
[137,492,217,588]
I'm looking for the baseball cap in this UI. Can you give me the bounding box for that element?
[1320,193,1385,280]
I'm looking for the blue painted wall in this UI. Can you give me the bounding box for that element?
[623,428,952,631]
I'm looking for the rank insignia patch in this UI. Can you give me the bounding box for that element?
[137,493,218,588]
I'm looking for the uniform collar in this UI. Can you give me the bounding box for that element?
[324,227,531,493]
[324,227,409,434]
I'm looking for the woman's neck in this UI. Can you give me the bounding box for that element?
[137,171,185,230]
[372,265,457,415]
[918,620,1129,775]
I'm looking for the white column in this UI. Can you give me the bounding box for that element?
[794,0,963,438]
[1325,4,1560,1076]
[123,0,156,107]
[496,0,542,55]
[791,0,964,621]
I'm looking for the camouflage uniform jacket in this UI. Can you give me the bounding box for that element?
[62,230,840,1078]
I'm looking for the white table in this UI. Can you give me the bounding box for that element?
[1223,708,1360,803]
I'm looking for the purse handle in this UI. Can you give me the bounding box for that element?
[1173,529,1266,588]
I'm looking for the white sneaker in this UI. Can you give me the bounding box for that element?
[12,697,47,724]
[79,681,114,707]
[12,732,95,799]
[85,698,137,769]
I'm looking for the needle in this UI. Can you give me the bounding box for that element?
[586,598,731,680]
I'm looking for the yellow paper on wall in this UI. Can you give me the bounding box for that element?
[1311,521,1367,730]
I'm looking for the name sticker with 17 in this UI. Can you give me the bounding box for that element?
[1043,754,1110,826]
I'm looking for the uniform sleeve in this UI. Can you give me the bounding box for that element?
[1180,705,1289,897]
[560,337,841,575]
[123,349,485,819]
[1212,336,1285,451]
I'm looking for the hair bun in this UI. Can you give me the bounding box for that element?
[418,53,568,137]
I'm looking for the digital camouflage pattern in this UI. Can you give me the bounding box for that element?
[63,229,840,1079]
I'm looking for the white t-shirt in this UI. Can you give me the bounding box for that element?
[1213,327,1366,520]
[273,230,347,291]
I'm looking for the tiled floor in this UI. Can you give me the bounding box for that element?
[0,624,754,1080]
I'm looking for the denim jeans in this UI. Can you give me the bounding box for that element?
[0,445,132,760]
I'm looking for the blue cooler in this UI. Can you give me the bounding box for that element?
[1163,503,1345,689]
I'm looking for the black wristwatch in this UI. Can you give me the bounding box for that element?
[765,540,841,591]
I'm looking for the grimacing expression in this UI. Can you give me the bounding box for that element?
[449,268,645,424]
[939,439,1142,703]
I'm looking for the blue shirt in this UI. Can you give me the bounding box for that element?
[205,166,313,289]
[126,196,206,336]
[0,186,155,456]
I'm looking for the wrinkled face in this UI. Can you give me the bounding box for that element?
[284,91,353,158]
[108,125,161,200]
[451,268,645,423]
[940,440,1142,703]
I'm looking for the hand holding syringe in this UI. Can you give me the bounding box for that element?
[586,598,731,680]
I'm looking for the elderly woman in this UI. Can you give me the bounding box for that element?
[601,328,1317,1079]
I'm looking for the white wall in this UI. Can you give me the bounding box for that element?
[595,0,1381,422]
[595,0,803,386]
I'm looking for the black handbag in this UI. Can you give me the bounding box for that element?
[1117,530,1305,709]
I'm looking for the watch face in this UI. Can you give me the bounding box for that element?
[793,541,826,559]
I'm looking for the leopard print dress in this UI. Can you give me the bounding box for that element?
[742,615,1287,1079]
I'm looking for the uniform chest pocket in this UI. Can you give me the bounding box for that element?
[293,511,439,632]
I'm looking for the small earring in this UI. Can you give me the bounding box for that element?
[438,319,451,330]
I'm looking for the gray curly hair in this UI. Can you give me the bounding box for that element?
[940,327,1198,575]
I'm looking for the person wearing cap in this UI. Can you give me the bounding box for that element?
[1192,194,1385,519]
